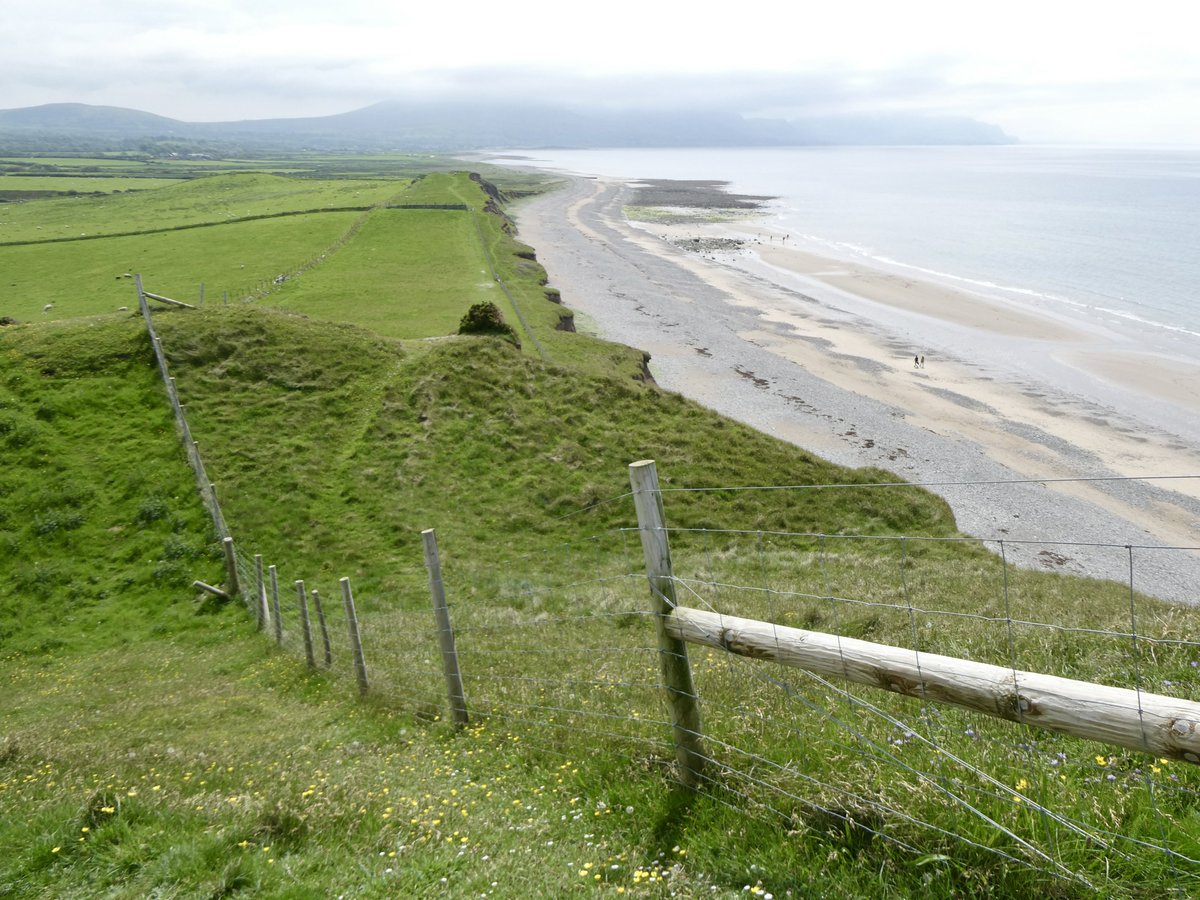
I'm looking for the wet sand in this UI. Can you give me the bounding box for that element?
[512,174,1200,603]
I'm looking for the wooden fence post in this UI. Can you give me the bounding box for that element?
[340,577,369,695]
[135,273,149,318]
[222,537,241,601]
[422,529,469,728]
[254,554,269,632]
[269,565,283,646]
[209,482,229,540]
[295,579,315,669]
[629,459,706,789]
[311,589,333,668]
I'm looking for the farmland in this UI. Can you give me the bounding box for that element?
[2,155,1199,898]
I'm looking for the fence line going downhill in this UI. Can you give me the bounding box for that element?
[137,290,1200,890]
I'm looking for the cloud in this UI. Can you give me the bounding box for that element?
[3,0,1200,142]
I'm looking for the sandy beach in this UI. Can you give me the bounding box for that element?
[512,174,1200,603]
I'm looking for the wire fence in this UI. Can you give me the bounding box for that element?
[425,488,1200,891]
[138,293,1200,890]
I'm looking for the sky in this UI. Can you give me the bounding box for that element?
[4,0,1199,145]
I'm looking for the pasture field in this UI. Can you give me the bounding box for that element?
[0,173,404,243]
[0,156,154,170]
[0,163,634,376]
[265,209,500,339]
[1,211,365,320]
[0,176,185,194]
[3,155,1198,897]
[0,152,554,187]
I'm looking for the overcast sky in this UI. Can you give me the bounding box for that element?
[4,0,1199,145]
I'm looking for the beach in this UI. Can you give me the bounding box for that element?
[512,173,1200,603]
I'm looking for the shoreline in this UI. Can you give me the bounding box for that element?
[713,219,1200,428]
[511,173,1200,603]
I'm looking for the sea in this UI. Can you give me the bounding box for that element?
[490,145,1200,364]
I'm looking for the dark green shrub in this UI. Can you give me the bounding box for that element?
[457,301,519,346]
[136,496,170,524]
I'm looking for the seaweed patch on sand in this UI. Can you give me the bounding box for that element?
[624,178,774,225]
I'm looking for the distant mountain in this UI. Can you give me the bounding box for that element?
[0,101,1014,153]
[0,103,186,136]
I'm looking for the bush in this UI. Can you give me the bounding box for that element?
[457,301,519,346]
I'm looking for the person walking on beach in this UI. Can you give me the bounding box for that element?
[920,355,925,368]
[914,355,920,369]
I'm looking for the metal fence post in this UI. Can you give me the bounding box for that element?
[295,579,315,669]
[269,565,283,646]
[311,589,333,668]
[340,577,369,695]
[254,554,269,632]
[629,459,706,789]
[422,529,469,728]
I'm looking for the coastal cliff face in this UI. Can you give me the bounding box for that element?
[469,172,512,231]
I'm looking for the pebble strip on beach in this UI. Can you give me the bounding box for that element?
[514,173,1200,604]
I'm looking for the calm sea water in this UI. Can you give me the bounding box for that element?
[495,146,1200,357]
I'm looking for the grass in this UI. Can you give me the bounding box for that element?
[265,209,498,339]
[2,156,1199,897]
[0,153,562,194]
[0,173,404,244]
[0,176,185,194]
[0,212,366,320]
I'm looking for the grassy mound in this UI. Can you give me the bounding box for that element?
[0,317,223,655]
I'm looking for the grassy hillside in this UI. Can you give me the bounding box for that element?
[3,159,1199,898]
[0,318,222,655]
[150,307,957,588]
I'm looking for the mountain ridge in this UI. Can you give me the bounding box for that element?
[0,100,1014,152]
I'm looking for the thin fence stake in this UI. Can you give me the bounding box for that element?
[295,579,315,669]
[269,565,283,646]
[254,554,269,632]
[629,459,705,789]
[311,589,333,668]
[222,537,241,601]
[340,577,369,695]
[422,528,469,728]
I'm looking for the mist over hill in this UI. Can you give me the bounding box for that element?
[0,100,1013,154]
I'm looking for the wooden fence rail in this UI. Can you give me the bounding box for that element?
[666,605,1200,764]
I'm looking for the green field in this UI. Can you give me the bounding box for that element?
[2,156,1198,898]
[0,173,404,243]
[0,176,185,194]
[1,212,365,320]
[265,209,500,339]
